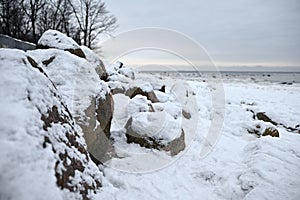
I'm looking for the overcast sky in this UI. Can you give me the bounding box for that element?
[103,0,300,67]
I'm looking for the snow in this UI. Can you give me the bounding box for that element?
[118,67,135,79]
[131,111,182,143]
[127,95,150,114]
[154,90,172,103]
[27,48,101,119]
[129,80,153,92]
[96,80,110,100]
[80,45,102,66]
[38,30,79,50]
[127,99,184,143]
[1,45,300,200]
[106,62,121,75]
[96,71,300,200]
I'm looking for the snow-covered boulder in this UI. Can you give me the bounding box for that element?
[106,61,123,76]
[123,95,185,156]
[125,117,185,156]
[30,35,116,161]
[28,47,115,164]
[154,90,172,103]
[125,86,159,103]
[37,30,86,58]
[0,49,102,199]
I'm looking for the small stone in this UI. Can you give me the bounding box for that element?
[262,127,279,137]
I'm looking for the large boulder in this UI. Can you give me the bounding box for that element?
[0,49,102,199]
[28,47,115,165]
[84,81,114,164]
[28,48,99,115]
[37,30,86,58]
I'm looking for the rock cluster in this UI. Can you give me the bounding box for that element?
[105,62,190,156]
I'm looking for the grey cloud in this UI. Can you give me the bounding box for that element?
[104,0,300,67]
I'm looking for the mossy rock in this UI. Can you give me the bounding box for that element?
[262,127,279,137]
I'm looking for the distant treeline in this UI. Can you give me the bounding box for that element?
[0,0,117,48]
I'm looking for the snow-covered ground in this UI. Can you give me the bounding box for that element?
[96,72,300,200]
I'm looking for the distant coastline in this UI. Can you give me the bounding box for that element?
[132,65,300,73]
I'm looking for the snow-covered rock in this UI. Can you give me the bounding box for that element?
[123,94,185,155]
[30,32,115,164]
[37,30,85,58]
[125,115,185,156]
[103,63,190,156]
[0,49,102,199]
[28,46,115,165]
[27,48,99,118]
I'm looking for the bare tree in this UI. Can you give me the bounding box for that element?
[37,0,74,36]
[21,0,46,42]
[68,0,117,48]
[0,0,29,38]
[1,0,117,45]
